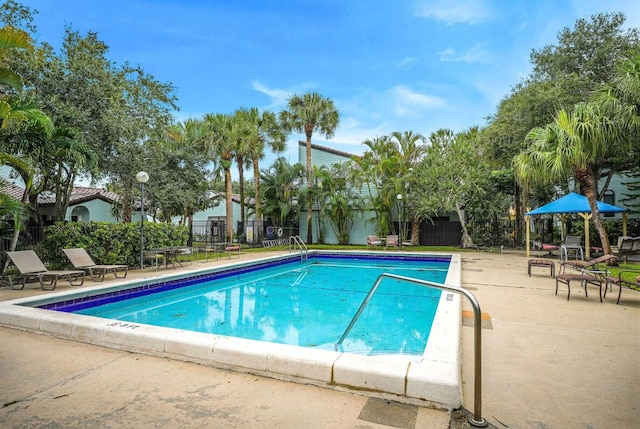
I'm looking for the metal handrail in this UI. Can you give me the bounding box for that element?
[336,273,487,428]
[289,235,308,262]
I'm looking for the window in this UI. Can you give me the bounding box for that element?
[603,190,615,217]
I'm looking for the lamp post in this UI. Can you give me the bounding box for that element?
[397,193,403,249]
[136,171,149,269]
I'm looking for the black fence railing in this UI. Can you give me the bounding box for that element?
[189,220,298,248]
[0,226,43,252]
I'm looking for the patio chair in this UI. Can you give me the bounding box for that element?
[604,270,640,304]
[612,236,640,263]
[143,250,164,270]
[561,235,584,261]
[5,250,85,290]
[366,235,382,247]
[174,246,193,265]
[559,254,617,274]
[62,248,128,282]
[384,235,399,250]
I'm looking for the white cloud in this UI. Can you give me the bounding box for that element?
[388,85,445,115]
[251,80,318,110]
[395,56,419,69]
[251,81,291,109]
[439,43,491,63]
[331,117,392,147]
[414,0,493,25]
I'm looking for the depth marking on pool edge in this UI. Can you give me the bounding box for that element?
[461,310,493,330]
[107,321,141,329]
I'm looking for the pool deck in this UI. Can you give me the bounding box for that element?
[1,250,638,429]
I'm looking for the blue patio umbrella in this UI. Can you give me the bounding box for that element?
[525,192,627,216]
[524,192,627,258]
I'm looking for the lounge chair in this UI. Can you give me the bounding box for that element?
[555,272,604,302]
[62,248,128,281]
[559,254,617,274]
[384,235,399,250]
[561,235,583,261]
[366,235,382,247]
[541,243,559,257]
[604,270,640,304]
[5,250,85,290]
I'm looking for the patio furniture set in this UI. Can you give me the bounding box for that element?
[527,235,639,304]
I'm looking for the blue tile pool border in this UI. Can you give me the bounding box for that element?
[31,252,451,314]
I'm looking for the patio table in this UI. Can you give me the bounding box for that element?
[149,247,185,269]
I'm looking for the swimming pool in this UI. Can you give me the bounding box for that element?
[0,251,463,409]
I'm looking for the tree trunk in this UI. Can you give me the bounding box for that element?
[253,158,262,242]
[577,168,613,256]
[456,203,475,248]
[238,156,245,224]
[410,218,420,245]
[225,167,234,243]
[305,131,313,244]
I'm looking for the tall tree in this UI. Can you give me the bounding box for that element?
[203,113,237,242]
[414,128,488,248]
[279,91,339,243]
[355,136,396,236]
[6,25,177,222]
[239,107,285,241]
[232,109,252,227]
[483,12,640,244]
[531,12,639,86]
[388,131,426,245]
[148,119,213,224]
[514,103,620,255]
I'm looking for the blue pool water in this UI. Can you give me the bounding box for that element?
[54,255,449,355]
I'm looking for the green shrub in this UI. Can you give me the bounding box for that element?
[37,221,189,268]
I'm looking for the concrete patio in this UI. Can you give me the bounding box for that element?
[1,250,638,428]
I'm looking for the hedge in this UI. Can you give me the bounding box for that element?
[37,221,189,269]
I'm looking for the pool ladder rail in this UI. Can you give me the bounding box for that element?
[336,273,488,428]
[289,235,308,262]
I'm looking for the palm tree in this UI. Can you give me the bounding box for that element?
[389,131,426,245]
[50,126,97,221]
[0,26,52,134]
[0,152,33,253]
[239,107,285,241]
[356,136,395,236]
[322,161,364,244]
[594,49,640,180]
[203,113,237,243]
[514,102,617,255]
[260,157,305,227]
[279,92,339,243]
[595,50,640,133]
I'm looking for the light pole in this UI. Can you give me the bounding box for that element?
[397,193,403,249]
[136,171,149,269]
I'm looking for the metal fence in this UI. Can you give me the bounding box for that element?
[189,220,298,248]
[0,226,43,252]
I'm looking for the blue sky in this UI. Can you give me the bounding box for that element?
[21,0,640,168]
